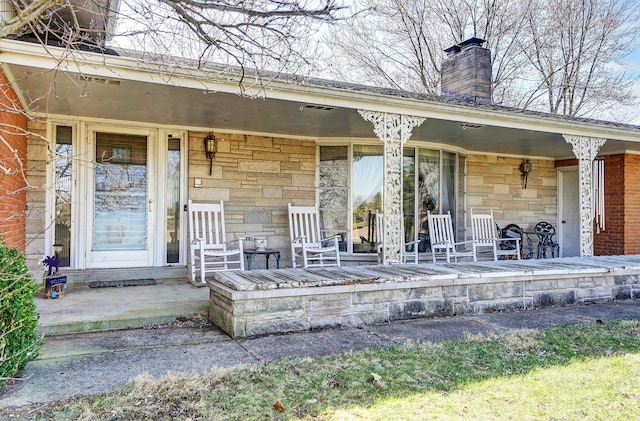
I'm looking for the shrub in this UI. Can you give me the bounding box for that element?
[0,240,40,387]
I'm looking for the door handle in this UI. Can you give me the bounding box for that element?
[561,220,566,224]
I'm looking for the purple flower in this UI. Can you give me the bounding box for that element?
[43,255,60,275]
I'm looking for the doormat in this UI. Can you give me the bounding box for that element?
[89,279,157,288]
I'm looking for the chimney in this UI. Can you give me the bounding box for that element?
[441,37,492,104]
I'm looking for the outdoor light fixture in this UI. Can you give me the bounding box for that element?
[520,159,532,189]
[53,243,63,258]
[204,132,218,176]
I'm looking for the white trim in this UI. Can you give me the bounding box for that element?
[557,165,579,258]
[44,123,54,260]
[157,129,188,266]
[46,122,81,268]
[0,64,28,112]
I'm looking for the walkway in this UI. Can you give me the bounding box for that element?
[2,300,639,407]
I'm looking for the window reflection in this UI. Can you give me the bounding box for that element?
[318,146,349,251]
[94,133,148,251]
[55,126,73,266]
[403,148,416,249]
[318,145,461,256]
[166,137,181,263]
[352,145,383,253]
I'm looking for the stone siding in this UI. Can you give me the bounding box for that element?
[24,118,47,269]
[466,154,557,232]
[189,132,316,268]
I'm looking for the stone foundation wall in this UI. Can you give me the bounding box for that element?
[210,271,640,338]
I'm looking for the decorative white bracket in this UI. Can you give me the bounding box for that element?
[563,135,607,256]
[359,110,425,263]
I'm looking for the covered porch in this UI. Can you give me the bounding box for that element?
[37,255,640,338]
[3,39,640,277]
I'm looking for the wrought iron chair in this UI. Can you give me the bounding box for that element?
[534,221,559,258]
[188,200,244,287]
[427,211,475,263]
[375,212,420,264]
[470,209,521,261]
[288,203,341,268]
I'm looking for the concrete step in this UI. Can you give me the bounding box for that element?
[36,279,210,336]
[55,266,189,285]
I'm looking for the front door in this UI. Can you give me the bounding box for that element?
[86,128,155,268]
[559,167,580,257]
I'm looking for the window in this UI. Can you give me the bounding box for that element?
[54,126,73,266]
[166,136,181,263]
[94,132,148,251]
[319,145,463,255]
[318,146,349,251]
[352,145,383,253]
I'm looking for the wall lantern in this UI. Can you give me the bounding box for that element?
[520,159,532,189]
[53,243,63,259]
[204,132,218,176]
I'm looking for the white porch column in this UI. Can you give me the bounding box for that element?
[359,110,425,264]
[563,135,607,256]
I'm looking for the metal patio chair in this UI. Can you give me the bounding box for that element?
[188,200,244,286]
[427,211,475,263]
[288,203,341,268]
[534,221,559,258]
[470,209,521,261]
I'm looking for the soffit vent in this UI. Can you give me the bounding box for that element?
[461,123,484,129]
[78,75,121,85]
[303,104,335,111]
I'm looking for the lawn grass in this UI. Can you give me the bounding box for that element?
[4,318,640,420]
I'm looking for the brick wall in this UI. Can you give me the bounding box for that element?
[594,155,625,255]
[0,70,28,251]
[556,154,640,256]
[466,155,558,231]
[623,154,640,254]
[189,132,316,268]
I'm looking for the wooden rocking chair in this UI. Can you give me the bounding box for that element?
[188,200,244,286]
[470,209,521,261]
[427,211,475,263]
[288,203,342,268]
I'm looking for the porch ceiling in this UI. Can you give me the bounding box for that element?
[7,61,639,159]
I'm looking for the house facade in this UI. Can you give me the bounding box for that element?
[1,36,640,277]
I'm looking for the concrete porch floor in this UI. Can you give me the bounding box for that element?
[36,255,640,337]
[36,279,210,336]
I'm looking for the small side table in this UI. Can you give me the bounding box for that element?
[244,249,281,270]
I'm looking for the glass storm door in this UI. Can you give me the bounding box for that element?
[86,131,154,267]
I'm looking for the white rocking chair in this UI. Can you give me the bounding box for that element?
[470,209,521,261]
[427,211,475,263]
[375,212,420,264]
[188,200,244,286]
[288,203,342,268]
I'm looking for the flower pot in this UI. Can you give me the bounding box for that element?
[254,237,268,251]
